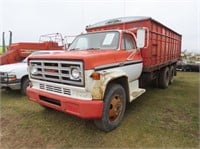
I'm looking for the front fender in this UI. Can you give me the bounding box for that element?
[91,70,128,100]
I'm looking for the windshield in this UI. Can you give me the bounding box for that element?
[68,31,119,51]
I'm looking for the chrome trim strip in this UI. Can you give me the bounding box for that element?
[95,60,143,71]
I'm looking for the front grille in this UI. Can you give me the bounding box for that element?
[46,85,62,93]
[63,88,71,95]
[40,84,45,89]
[0,72,7,83]
[39,83,71,95]
[0,72,6,76]
[30,60,84,86]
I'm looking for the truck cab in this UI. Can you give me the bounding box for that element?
[69,30,143,65]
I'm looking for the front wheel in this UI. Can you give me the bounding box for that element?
[94,83,126,132]
[21,77,30,95]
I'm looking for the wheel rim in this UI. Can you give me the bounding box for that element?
[108,93,123,122]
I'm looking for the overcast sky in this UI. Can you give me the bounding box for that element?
[1,0,199,52]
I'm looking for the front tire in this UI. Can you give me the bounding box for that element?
[94,83,126,132]
[21,77,29,95]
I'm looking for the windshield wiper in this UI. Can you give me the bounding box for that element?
[69,48,80,51]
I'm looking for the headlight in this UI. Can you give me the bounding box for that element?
[3,72,17,82]
[70,67,81,80]
[8,75,17,81]
[30,65,38,75]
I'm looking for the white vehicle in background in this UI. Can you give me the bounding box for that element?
[0,50,64,95]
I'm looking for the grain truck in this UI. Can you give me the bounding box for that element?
[27,16,182,132]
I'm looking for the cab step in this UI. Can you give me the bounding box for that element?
[129,88,146,102]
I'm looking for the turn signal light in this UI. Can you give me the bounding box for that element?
[9,77,17,81]
[91,72,100,80]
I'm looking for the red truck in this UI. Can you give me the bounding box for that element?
[27,16,182,132]
[0,33,64,65]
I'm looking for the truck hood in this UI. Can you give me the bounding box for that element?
[29,50,117,69]
[0,62,27,73]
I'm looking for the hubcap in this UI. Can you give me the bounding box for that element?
[108,94,123,121]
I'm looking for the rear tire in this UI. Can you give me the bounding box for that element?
[94,83,126,132]
[21,77,29,95]
[159,67,170,89]
[169,66,174,85]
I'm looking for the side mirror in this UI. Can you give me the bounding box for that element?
[136,28,146,48]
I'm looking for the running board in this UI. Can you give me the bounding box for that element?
[129,88,146,102]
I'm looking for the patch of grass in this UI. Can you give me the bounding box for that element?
[0,72,199,148]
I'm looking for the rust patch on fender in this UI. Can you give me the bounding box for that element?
[91,80,103,99]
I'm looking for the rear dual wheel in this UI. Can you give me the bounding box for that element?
[169,66,175,84]
[94,83,126,132]
[159,67,170,89]
[159,66,175,88]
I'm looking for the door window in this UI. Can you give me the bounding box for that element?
[122,33,136,50]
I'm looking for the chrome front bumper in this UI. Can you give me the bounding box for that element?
[0,80,21,90]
